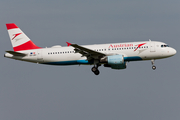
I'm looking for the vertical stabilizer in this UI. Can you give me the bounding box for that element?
[6,23,41,51]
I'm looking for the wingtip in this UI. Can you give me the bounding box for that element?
[66,42,71,46]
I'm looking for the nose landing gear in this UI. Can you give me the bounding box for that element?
[152,65,156,70]
[151,59,156,70]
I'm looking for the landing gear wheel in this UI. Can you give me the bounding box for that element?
[91,66,97,72]
[152,65,156,70]
[91,66,100,75]
[91,61,101,75]
[94,69,100,75]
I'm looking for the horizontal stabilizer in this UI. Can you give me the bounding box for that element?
[6,51,27,56]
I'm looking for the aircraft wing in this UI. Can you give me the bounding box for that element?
[66,42,106,60]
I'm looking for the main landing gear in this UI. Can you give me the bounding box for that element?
[151,59,156,70]
[91,64,100,75]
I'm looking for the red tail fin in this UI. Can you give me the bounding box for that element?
[6,23,41,51]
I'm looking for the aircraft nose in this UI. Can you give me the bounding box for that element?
[171,48,177,56]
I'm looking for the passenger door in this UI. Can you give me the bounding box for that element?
[150,42,156,52]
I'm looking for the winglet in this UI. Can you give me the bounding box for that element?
[66,42,71,46]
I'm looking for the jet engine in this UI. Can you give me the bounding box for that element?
[100,55,126,69]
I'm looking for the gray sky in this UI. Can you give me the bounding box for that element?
[0,0,180,120]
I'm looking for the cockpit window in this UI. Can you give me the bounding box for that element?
[161,44,169,47]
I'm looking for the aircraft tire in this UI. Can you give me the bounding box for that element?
[91,66,97,72]
[152,66,156,70]
[94,69,100,75]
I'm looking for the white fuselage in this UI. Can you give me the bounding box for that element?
[5,41,176,65]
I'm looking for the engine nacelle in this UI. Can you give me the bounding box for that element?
[101,55,126,69]
[110,63,126,69]
[107,55,124,64]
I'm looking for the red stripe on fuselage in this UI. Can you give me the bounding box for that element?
[13,41,41,51]
[6,23,19,30]
[134,43,146,51]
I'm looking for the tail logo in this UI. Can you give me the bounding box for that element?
[12,33,22,40]
[134,43,146,51]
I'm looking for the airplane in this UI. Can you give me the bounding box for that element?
[4,23,177,75]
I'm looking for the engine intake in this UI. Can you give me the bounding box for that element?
[101,55,126,69]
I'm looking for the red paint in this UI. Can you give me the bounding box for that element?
[134,43,146,51]
[109,44,133,48]
[12,33,22,40]
[66,42,71,46]
[6,23,19,30]
[13,41,41,51]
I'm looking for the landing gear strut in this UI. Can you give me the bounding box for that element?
[91,64,100,75]
[151,59,156,70]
